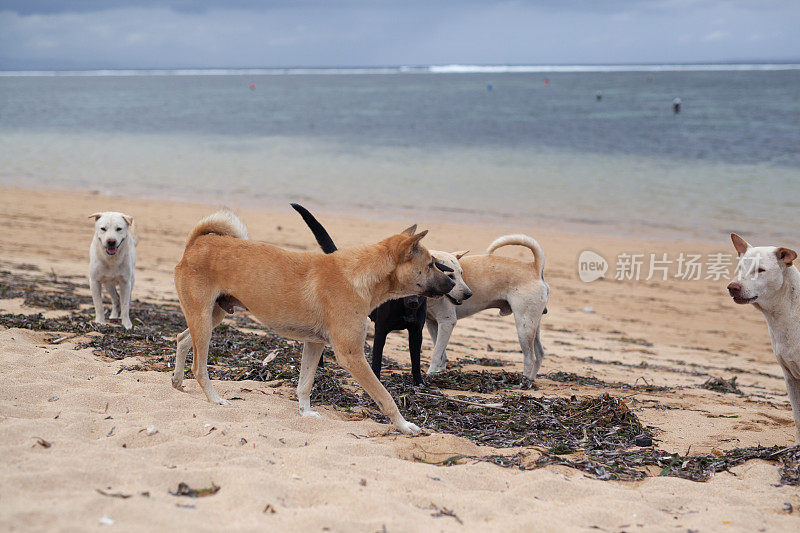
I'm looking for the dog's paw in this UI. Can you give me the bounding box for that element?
[300,409,323,419]
[426,366,445,376]
[396,420,421,434]
[109,310,120,319]
[94,318,107,326]
[122,319,133,330]
[171,375,184,390]
[212,398,231,406]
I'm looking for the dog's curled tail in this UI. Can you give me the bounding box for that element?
[186,209,249,247]
[486,234,545,277]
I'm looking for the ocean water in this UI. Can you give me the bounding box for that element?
[0,67,798,242]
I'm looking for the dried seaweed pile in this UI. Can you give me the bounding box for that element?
[544,371,671,393]
[701,376,743,395]
[534,445,800,484]
[2,267,798,485]
[0,268,88,310]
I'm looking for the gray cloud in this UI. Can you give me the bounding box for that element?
[0,1,797,69]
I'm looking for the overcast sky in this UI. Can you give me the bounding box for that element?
[0,1,798,69]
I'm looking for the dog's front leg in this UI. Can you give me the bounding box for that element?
[427,319,455,375]
[118,279,133,330]
[298,342,325,418]
[333,336,420,434]
[783,368,800,444]
[107,285,121,319]
[90,278,105,325]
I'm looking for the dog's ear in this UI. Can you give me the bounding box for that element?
[452,250,469,260]
[89,213,103,221]
[400,224,417,236]
[122,214,134,227]
[730,233,750,257]
[776,247,797,266]
[397,230,428,260]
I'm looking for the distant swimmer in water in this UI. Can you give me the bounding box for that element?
[673,97,681,114]
[487,82,493,91]
[596,91,602,101]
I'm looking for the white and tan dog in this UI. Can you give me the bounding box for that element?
[727,233,800,443]
[88,211,137,329]
[426,234,549,380]
[171,209,454,434]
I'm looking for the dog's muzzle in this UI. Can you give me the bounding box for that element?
[727,282,757,304]
[105,240,119,255]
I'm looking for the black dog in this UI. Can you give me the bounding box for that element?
[291,203,435,385]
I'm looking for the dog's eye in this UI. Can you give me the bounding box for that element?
[100,227,107,232]
[116,227,122,232]
[757,267,766,273]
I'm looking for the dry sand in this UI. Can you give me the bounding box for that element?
[1,186,798,531]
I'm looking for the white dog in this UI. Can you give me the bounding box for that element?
[727,233,800,443]
[88,212,137,329]
[426,235,549,380]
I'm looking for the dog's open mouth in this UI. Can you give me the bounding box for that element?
[733,296,757,304]
[446,294,463,305]
[106,244,118,255]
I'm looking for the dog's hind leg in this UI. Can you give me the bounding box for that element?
[187,304,228,405]
[370,325,389,381]
[426,319,455,375]
[331,334,420,434]
[90,278,105,325]
[408,325,424,386]
[298,342,325,418]
[783,369,800,444]
[107,285,121,319]
[511,304,545,380]
[172,304,226,390]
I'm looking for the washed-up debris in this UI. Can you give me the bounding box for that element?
[145,426,158,436]
[534,445,800,484]
[429,504,463,525]
[99,516,114,526]
[544,371,670,393]
[169,482,220,498]
[96,488,132,499]
[701,376,743,395]
[33,437,52,448]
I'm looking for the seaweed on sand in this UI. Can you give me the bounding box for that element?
[701,376,743,395]
[534,445,800,484]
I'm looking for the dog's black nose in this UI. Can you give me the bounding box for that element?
[106,239,116,246]
[463,290,473,300]
[727,281,742,296]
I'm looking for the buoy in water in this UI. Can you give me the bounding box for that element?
[487,82,493,91]
[544,78,549,87]
[249,82,256,91]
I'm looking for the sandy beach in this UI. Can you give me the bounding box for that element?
[1,186,798,532]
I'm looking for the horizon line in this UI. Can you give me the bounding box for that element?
[1,62,799,76]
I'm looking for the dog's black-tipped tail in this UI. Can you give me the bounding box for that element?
[290,203,338,254]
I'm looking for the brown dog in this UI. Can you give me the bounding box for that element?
[171,209,454,434]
